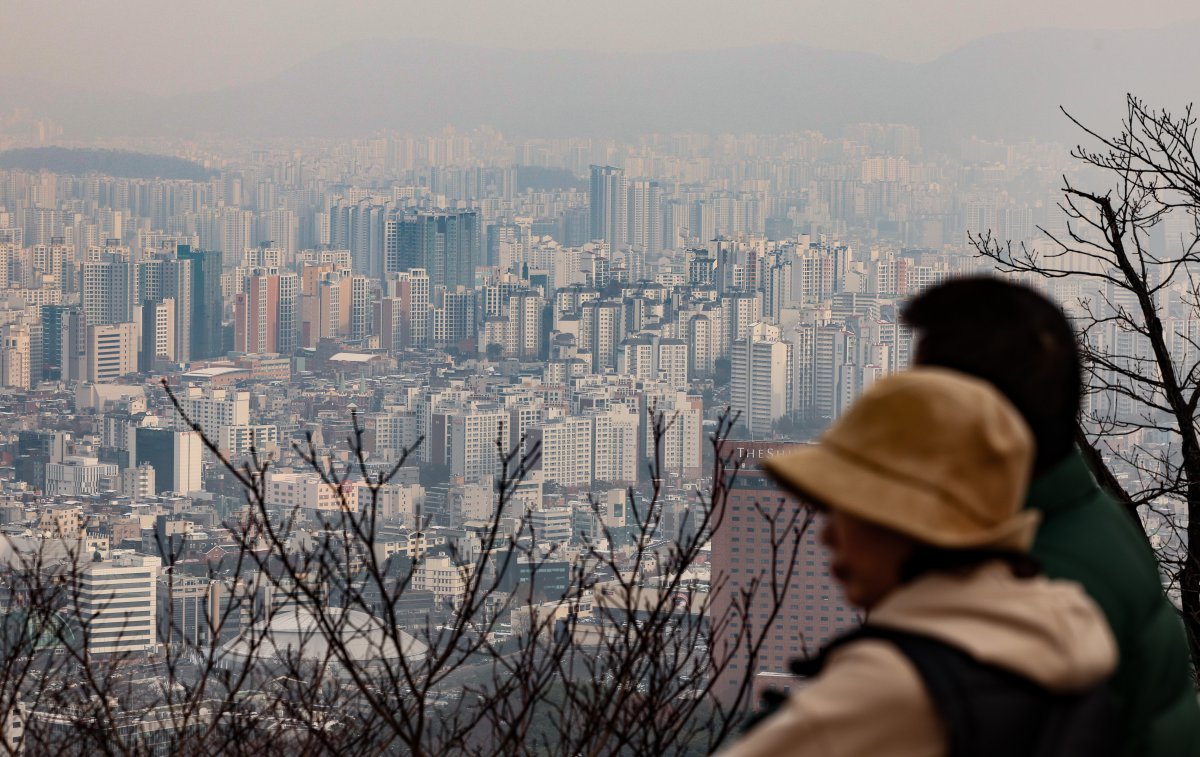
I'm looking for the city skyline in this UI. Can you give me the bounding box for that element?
[0,4,1196,752]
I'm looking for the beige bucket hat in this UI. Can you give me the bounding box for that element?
[762,367,1040,551]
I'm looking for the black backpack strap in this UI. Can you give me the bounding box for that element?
[859,627,982,757]
[786,626,982,755]
[787,625,880,677]
[742,628,873,734]
[789,624,1118,757]
[741,627,911,735]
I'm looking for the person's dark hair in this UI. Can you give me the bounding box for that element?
[902,277,1082,474]
[899,547,1041,583]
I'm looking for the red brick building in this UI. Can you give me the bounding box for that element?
[709,440,858,706]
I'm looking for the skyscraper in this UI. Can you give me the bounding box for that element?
[385,211,480,289]
[137,255,193,362]
[39,304,70,380]
[627,179,662,257]
[176,245,224,360]
[138,299,176,370]
[590,165,627,249]
[134,427,202,494]
[234,270,280,355]
[81,253,135,326]
[331,200,387,278]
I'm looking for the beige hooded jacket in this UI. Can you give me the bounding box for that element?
[720,562,1117,757]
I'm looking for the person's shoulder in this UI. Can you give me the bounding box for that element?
[721,640,939,757]
[811,638,929,707]
[792,639,943,753]
[1033,486,1159,589]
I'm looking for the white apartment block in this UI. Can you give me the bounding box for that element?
[219,424,280,458]
[449,407,507,485]
[0,323,30,389]
[173,387,249,432]
[266,471,359,513]
[531,416,593,489]
[655,338,689,389]
[642,386,704,480]
[731,322,794,437]
[145,298,176,362]
[173,387,277,457]
[591,406,639,485]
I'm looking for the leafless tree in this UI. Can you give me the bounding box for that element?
[972,94,1200,670]
[0,384,810,755]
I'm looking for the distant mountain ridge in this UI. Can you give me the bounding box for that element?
[4,24,1198,145]
[0,147,213,180]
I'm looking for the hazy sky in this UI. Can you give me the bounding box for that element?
[5,0,1198,95]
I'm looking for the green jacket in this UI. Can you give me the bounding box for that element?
[1029,449,1200,756]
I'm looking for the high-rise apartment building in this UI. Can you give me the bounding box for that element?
[590,165,627,249]
[375,268,430,351]
[505,290,544,360]
[430,287,476,348]
[258,209,299,257]
[730,322,794,437]
[81,254,135,326]
[331,200,388,278]
[234,272,278,355]
[350,275,373,342]
[590,405,639,485]
[385,211,480,289]
[581,299,623,373]
[528,416,593,489]
[640,386,703,480]
[232,266,296,355]
[762,252,793,324]
[138,299,176,370]
[234,262,298,355]
[0,323,31,389]
[172,386,277,458]
[299,263,353,348]
[40,304,70,380]
[726,291,764,345]
[617,334,688,390]
[627,179,662,257]
[136,255,193,362]
[801,324,856,422]
[448,405,508,485]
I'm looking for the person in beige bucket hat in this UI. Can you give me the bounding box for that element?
[764,365,1040,553]
[721,368,1118,757]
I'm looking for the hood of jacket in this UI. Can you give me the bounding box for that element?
[867,561,1117,692]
